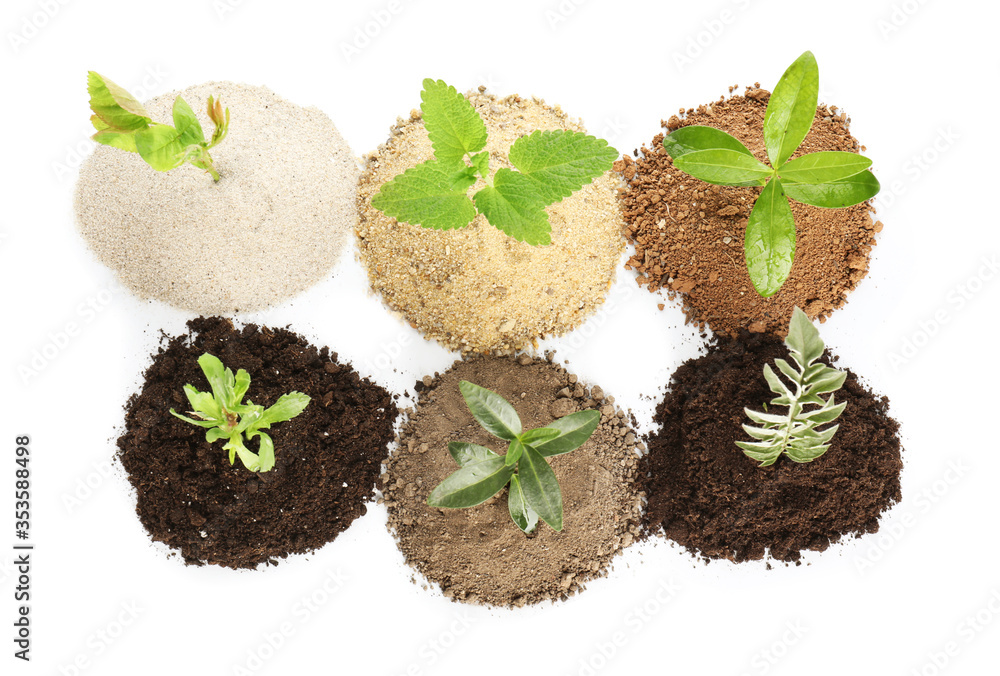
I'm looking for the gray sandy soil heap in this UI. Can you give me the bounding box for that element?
[382,355,642,607]
[357,88,626,354]
[75,82,358,315]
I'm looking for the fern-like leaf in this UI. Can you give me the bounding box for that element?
[737,307,848,467]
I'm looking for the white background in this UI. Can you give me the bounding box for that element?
[2,0,998,674]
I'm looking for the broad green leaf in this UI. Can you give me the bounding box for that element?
[470,151,490,177]
[197,354,231,408]
[91,116,140,152]
[234,407,263,435]
[763,51,819,167]
[517,445,563,531]
[505,438,525,467]
[183,384,222,420]
[224,435,260,471]
[449,442,499,467]
[744,179,796,297]
[532,410,601,457]
[426,456,514,509]
[233,369,251,404]
[257,392,311,428]
[662,125,754,159]
[783,170,880,208]
[134,124,185,172]
[206,427,228,443]
[448,166,478,192]
[508,475,539,533]
[256,432,275,472]
[169,409,219,429]
[371,160,477,231]
[459,380,522,440]
[173,96,206,147]
[518,428,561,446]
[673,149,773,186]
[473,169,551,245]
[420,79,488,162]
[507,129,617,205]
[778,151,871,185]
[87,71,151,132]
[785,307,824,364]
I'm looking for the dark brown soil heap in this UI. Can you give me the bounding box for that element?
[118,317,398,569]
[383,355,642,607]
[641,333,902,563]
[617,86,884,336]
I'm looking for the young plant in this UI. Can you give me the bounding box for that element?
[662,51,880,297]
[427,381,601,533]
[170,354,310,473]
[371,79,618,246]
[87,72,230,181]
[737,307,847,467]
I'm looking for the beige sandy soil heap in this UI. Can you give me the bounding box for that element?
[75,82,358,315]
[357,89,626,354]
[383,355,642,607]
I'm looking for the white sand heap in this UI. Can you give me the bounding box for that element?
[75,82,358,315]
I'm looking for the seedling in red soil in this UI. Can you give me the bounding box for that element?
[87,72,230,181]
[662,51,880,297]
[371,79,618,246]
[427,381,600,532]
[737,308,847,467]
[170,354,309,473]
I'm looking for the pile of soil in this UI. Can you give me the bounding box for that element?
[382,355,642,606]
[118,317,398,569]
[641,333,903,563]
[357,87,625,354]
[76,82,358,314]
[617,86,883,336]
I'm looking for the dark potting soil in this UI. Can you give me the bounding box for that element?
[641,333,902,563]
[118,317,398,569]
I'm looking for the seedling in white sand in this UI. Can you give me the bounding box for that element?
[87,72,230,181]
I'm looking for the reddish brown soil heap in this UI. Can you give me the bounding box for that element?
[383,355,642,607]
[617,86,883,336]
[641,333,902,563]
[119,317,398,569]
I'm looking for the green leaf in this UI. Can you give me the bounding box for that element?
[91,116,140,152]
[507,129,617,205]
[224,435,260,472]
[662,125,754,159]
[518,428,561,446]
[762,364,793,400]
[470,151,490,177]
[448,442,499,467]
[371,160,478,231]
[233,369,251,404]
[256,432,275,472]
[673,149,773,186]
[256,392,310,428]
[172,96,206,147]
[134,124,185,172]
[517,445,563,531]
[778,151,871,185]
[763,51,819,167]
[473,169,551,245]
[783,170,880,208]
[182,384,222,420]
[785,307,824,364]
[744,178,796,297]
[87,71,151,132]
[426,456,514,509]
[505,438,525,467]
[459,380,522,441]
[532,410,601,457]
[420,78,487,163]
[508,475,539,533]
[197,354,231,408]
[447,166,478,192]
[169,409,219,429]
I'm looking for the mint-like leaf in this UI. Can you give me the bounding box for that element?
[421,78,487,163]
[508,130,617,205]
[473,170,551,246]
[371,160,478,231]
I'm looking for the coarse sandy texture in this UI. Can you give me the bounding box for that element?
[76,82,358,315]
[357,89,626,354]
[382,355,642,607]
[118,317,398,569]
[641,333,903,563]
[618,86,883,336]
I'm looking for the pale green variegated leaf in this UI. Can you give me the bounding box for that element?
[762,364,793,399]
[742,425,782,442]
[744,408,789,426]
[785,307,825,364]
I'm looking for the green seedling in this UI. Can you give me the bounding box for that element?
[371,79,618,245]
[737,307,847,467]
[170,354,310,473]
[87,72,230,181]
[426,381,601,533]
[662,51,880,297]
